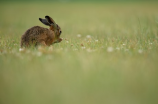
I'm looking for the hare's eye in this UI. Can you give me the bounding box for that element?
[59,31,62,34]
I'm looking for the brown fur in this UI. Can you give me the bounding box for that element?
[21,16,62,47]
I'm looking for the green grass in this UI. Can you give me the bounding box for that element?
[0,2,158,104]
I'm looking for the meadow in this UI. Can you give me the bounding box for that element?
[0,1,158,104]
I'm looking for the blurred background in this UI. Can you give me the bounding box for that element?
[0,0,157,2]
[0,0,158,104]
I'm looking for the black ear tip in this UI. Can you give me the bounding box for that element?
[39,18,42,21]
[45,15,49,18]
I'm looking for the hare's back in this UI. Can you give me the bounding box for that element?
[24,26,48,37]
[21,26,50,47]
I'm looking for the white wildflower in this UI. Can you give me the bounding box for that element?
[77,34,81,38]
[81,46,86,49]
[122,44,126,46]
[95,40,98,42]
[66,41,69,43]
[86,35,91,39]
[107,47,113,52]
[138,49,143,54]
[87,41,91,43]
[19,48,25,52]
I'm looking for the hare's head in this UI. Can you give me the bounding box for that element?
[39,15,62,43]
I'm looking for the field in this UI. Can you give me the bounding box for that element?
[0,1,158,104]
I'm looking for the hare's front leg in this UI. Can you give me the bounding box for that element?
[39,41,47,46]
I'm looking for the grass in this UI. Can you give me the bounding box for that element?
[0,2,158,104]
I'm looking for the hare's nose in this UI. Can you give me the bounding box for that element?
[58,38,62,42]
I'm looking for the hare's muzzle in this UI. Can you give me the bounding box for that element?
[53,38,62,44]
[58,38,62,42]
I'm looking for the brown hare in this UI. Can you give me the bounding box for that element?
[21,15,62,47]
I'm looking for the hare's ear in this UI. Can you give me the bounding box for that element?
[45,16,57,28]
[39,18,51,26]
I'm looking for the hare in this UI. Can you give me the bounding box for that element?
[21,15,62,47]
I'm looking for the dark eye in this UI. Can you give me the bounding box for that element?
[59,31,62,34]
